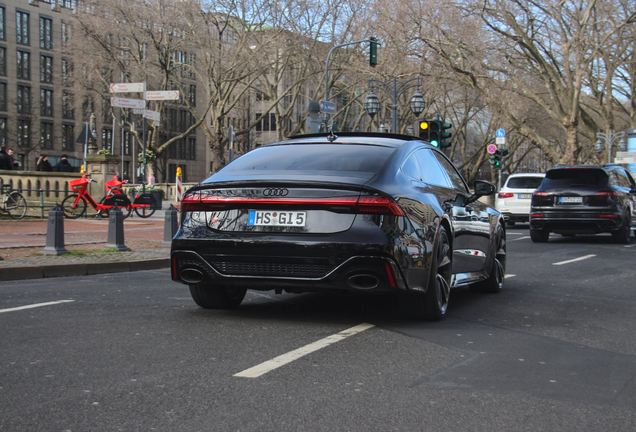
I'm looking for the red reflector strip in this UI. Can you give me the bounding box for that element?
[530,214,544,218]
[600,215,618,218]
[385,263,396,287]
[171,256,178,279]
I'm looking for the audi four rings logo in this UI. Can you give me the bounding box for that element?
[263,188,289,197]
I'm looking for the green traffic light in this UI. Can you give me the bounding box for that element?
[431,140,439,147]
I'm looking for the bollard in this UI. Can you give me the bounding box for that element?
[161,205,180,247]
[104,206,131,251]
[39,204,69,256]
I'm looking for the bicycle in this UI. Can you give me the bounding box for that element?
[61,175,157,219]
[0,184,27,219]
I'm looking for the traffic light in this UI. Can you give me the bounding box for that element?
[439,121,452,148]
[488,148,508,167]
[428,121,440,147]
[419,121,430,141]
[369,37,379,67]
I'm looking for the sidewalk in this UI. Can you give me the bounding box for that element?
[0,207,175,281]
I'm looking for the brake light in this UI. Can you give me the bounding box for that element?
[498,192,514,198]
[595,191,620,197]
[181,192,403,215]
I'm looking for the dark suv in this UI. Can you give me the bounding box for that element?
[530,164,636,243]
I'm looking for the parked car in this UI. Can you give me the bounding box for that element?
[530,164,636,243]
[495,173,546,225]
[171,132,506,321]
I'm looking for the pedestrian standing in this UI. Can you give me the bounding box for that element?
[0,144,13,170]
[7,148,19,169]
[54,154,74,172]
[37,155,54,172]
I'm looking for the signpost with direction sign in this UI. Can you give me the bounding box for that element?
[111,97,145,109]
[320,100,337,114]
[109,82,145,93]
[145,90,180,101]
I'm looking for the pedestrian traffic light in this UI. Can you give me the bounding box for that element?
[419,121,430,140]
[439,121,452,148]
[428,121,440,147]
[369,37,379,67]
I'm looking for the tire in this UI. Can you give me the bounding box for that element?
[6,192,27,219]
[400,225,452,321]
[134,205,156,218]
[612,212,631,244]
[98,196,132,219]
[530,228,549,242]
[134,195,157,218]
[61,194,87,219]
[189,283,247,309]
[471,223,506,293]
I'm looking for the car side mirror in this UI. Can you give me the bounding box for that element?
[466,180,496,204]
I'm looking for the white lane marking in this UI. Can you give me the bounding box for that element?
[507,232,524,236]
[509,236,530,241]
[234,323,375,378]
[624,244,636,248]
[0,300,75,314]
[553,254,596,266]
[505,274,516,278]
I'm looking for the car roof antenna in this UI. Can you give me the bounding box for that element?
[327,129,338,142]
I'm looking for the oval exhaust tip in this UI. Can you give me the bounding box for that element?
[347,274,380,290]
[181,268,204,284]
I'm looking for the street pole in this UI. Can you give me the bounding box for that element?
[367,77,423,133]
[324,38,379,131]
[595,131,626,163]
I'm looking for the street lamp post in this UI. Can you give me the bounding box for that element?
[364,77,425,133]
[594,131,627,163]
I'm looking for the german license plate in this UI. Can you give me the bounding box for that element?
[248,210,306,226]
[559,196,582,203]
[518,194,531,199]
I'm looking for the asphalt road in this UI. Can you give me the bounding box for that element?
[1,225,635,431]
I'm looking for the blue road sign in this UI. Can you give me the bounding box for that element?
[496,128,506,138]
[320,100,337,114]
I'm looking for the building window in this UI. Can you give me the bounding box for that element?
[0,82,5,111]
[17,85,31,114]
[62,124,74,150]
[61,21,71,48]
[40,121,53,149]
[62,59,72,86]
[270,113,276,131]
[187,137,196,160]
[17,119,30,149]
[0,47,5,75]
[40,17,52,50]
[62,91,74,119]
[16,12,29,45]
[255,113,262,131]
[102,128,112,151]
[40,88,53,117]
[188,84,196,106]
[40,55,53,83]
[0,7,5,41]
[0,117,6,147]
[123,130,131,155]
[17,50,30,80]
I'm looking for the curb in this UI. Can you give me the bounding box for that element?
[0,258,170,281]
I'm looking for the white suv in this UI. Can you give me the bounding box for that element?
[495,173,545,225]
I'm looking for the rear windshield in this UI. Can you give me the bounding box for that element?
[507,176,544,189]
[223,144,395,175]
[542,168,608,189]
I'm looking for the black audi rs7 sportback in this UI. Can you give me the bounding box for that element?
[171,132,506,320]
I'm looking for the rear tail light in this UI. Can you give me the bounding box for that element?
[595,191,620,197]
[181,192,403,215]
[497,192,514,198]
[533,191,548,197]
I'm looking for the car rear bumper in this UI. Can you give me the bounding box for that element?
[501,212,530,223]
[529,212,624,233]
[170,248,408,294]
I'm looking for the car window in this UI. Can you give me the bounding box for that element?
[615,169,632,188]
[401,153,422,180]
[431,151,469,193]
[543,169,608,188]
[507,176,544,189]
[223,144,395,175]
[415,149,452,188]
